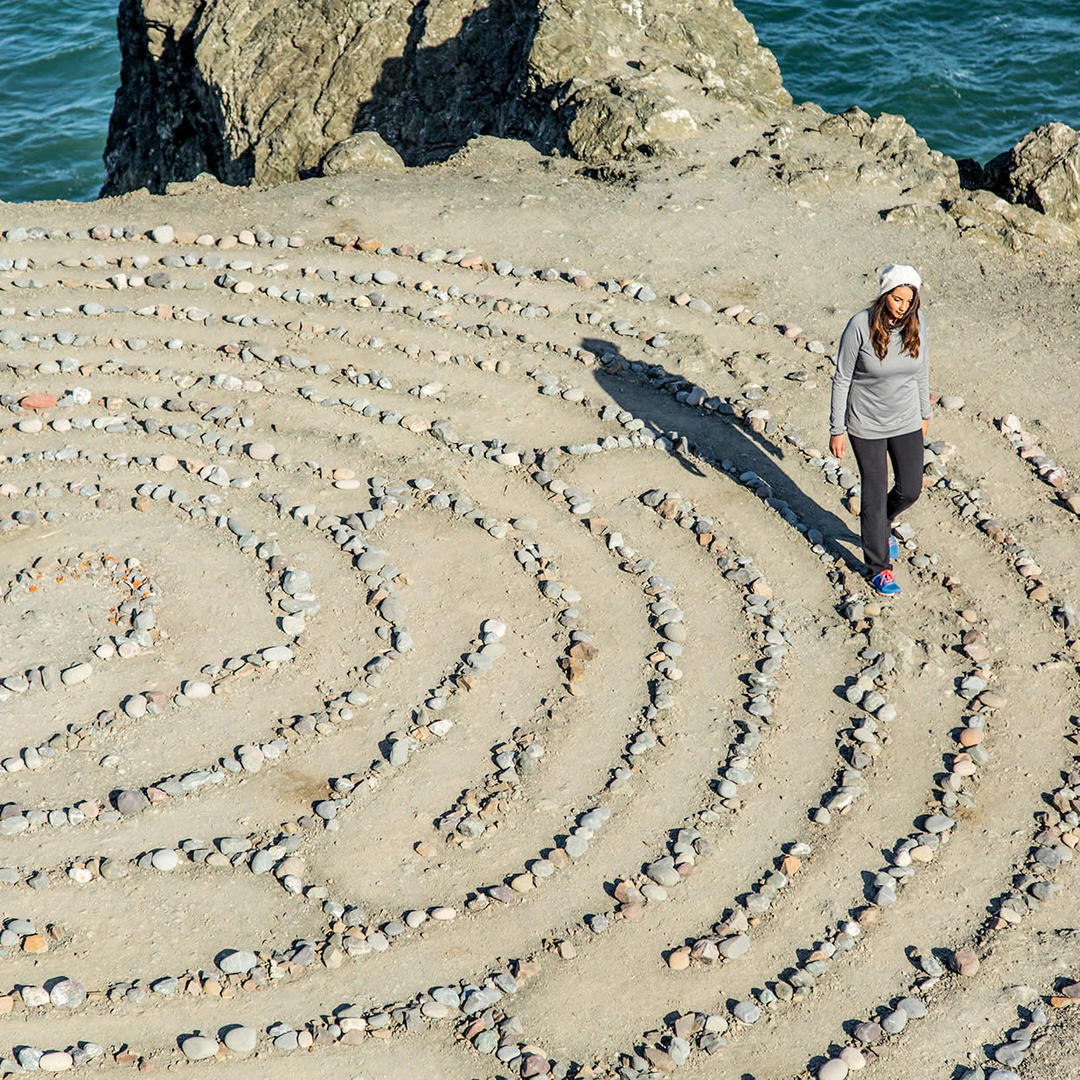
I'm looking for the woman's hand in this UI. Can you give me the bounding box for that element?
[922,418,930,437]
[829,433,846,460]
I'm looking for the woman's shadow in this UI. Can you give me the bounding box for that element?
[584,336,862,566]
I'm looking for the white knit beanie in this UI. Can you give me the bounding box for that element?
[879,264,922,296]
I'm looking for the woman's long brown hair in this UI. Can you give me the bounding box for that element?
[868,289,921,361]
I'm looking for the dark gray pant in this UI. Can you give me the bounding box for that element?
[848,428,924,576]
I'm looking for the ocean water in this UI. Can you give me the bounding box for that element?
[739,0,1080,164]
[0,0,1078,203]
[0,0,120,204]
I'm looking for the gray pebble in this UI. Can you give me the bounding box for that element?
[645,857,681,887]
[217,949,258,974]
[732,1000,760,1024]
[854,1021,882,1044]
[564,834,588,857]
[180,1035,219,1060]
[994,1043,1026,1068]
[881,1009,908,1034]
[48,977,85,1008]
[896,996,926,1019]
[223,1025,257,1053]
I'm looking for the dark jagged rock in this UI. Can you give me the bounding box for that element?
[102,0,789,195]
[985,122,1080,224]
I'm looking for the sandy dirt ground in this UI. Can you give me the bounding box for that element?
[2,91,1080,1080]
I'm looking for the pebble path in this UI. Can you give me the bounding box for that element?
[0,217,1078,1079]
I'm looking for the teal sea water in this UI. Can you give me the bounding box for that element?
[0,0,121,204]
[0,0,1078,203]
[739,0,1080,163]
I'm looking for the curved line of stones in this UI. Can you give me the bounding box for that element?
[616,477,985,1054]
[0,220,746,361]
[960,1001,1051,1078]
[799,424,1080,1079]
[807,741,1080,1080]
[0,600,997,1065]
[911,391,1080,528]
[2,222,810,358]
[420,435,916,1030]
[0,215,874,538]
[0,455,765,1071]
[574,303,1079,655]
[995,411,1080,523]
[0,551,159,713]
[3,280,633,440]
[0,497,528,1015]
[2,216,828,409]
[4,217,1058,1071]
[0,456,663,1019]
[512,481,809,973]
[161,455,838,1025]
[0,481,311,836]
[544,507,1005,1074]
[634,486,909,973]
[430,726,549,847]
[2,371,708,803]
[952,951,1080,1078]
[0,217,816,1071]
[1,336,639,493]
[62,464,700,1044]
[186,224,1080,554]
[33,232,1080,1075]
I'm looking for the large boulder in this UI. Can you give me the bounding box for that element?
[984,122,1080,223]
[321,132,405,174]
[102,0,789,195]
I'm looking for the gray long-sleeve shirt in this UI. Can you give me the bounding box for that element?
[829,308,930,438]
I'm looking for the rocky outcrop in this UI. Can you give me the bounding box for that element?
[739,104,959,198]
[984,122,1080,224]
[103,0,789,195]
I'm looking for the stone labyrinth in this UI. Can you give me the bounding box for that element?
[1,214,1080,1080]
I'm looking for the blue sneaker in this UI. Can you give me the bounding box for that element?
[888,535,900,560]
[870,569,902,596]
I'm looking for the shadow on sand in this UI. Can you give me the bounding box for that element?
[354,0,545,166]
[583,336,864,571]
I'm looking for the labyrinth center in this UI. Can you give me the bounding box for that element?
[0,209,1078,1080]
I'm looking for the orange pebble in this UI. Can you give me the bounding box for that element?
[20,393,58,410]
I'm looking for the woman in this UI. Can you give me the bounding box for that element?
[829,264,930,596]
